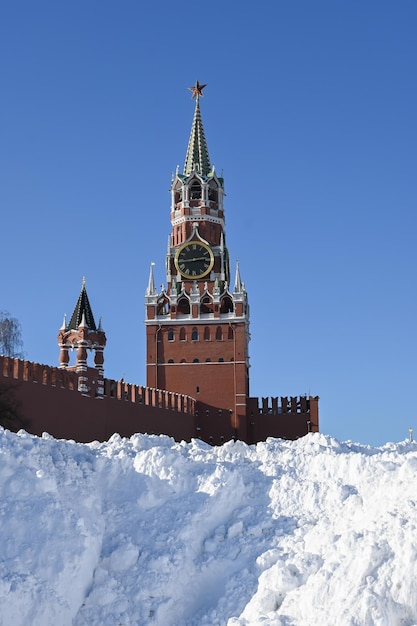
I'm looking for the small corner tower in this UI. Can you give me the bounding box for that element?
[58,278,106,397]
[145,83,250,444]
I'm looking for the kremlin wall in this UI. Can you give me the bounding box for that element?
[0,354,318,444]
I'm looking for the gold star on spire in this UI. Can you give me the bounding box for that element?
[188,80,207,99]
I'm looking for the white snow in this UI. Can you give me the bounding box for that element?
[0,428,417,626]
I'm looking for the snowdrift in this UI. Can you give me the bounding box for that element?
[0,428,416,625]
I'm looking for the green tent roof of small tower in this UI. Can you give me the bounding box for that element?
[67,279,97,331]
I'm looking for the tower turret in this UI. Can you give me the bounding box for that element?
[58,279,106,396]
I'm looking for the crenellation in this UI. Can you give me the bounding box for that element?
[23,360,32,381]
[0,354,195,419]
[251,395,314,415]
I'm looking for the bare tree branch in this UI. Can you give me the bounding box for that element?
[0,311,24,358]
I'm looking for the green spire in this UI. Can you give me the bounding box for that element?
[184,93,211,177]
[67,278,97,331]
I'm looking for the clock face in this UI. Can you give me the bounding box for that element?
[174,242,214,279]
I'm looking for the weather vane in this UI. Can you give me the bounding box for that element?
[188,80,207,99]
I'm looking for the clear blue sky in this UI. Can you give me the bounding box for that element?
[1,1,416,446]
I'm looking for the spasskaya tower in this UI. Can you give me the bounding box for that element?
[145,81,250,443]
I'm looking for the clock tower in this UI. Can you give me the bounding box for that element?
[145,82,250,443]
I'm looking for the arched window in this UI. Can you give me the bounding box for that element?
[201,296,213,314]
[218,357,224,362]
[193,358,200,363]
[177,297,190,315]
[204,327,210,341]
[191,327,198,341]
[190,181,201,200]
[179,327,186,341]
[168,329,174,341]
[205,357,211,362]
[157,298,169,315]
[174,181,182,205]
[180,358,187,363]
[208,181,218,204]
[168,359,174,363]
[220,296,233,314]
[216,326,223,341]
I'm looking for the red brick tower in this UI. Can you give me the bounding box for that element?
[58,279,106,397]
[145,82,250,443]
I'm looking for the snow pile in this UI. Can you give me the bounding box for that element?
[0,428,417,626]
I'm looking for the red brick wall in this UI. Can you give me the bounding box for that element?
[0,356,318,445]
[0,356,195,443]
[146,320,249,440]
